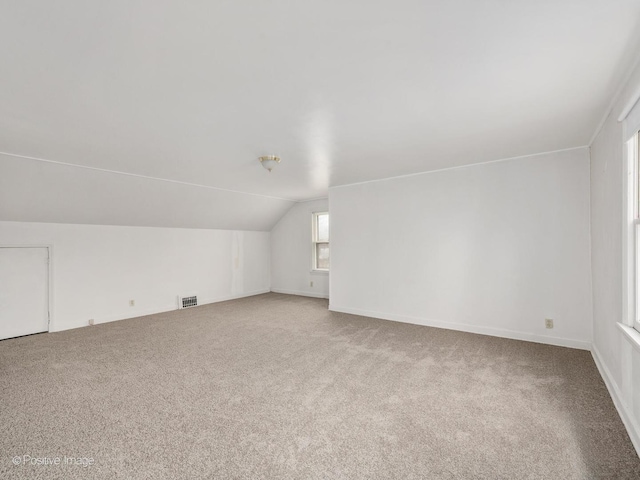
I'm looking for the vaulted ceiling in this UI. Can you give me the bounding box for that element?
[1,1,640,229]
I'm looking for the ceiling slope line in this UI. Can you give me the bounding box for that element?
[328,145,589,191]
[296,196,329,203]
[0,150,297,203]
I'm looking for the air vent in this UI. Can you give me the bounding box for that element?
[178,295,198,309]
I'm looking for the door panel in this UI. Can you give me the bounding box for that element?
[0,247,49,340]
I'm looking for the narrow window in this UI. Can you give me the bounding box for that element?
[312,212,329,271]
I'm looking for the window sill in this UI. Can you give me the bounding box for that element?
[617,322,640,353]
[310,270,329,275]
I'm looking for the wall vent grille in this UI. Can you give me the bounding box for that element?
[179,295,198,309]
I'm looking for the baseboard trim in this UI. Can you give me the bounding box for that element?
[51,305,176,332]
[591,345,640,458]
[328,304,591,350]
[50,289,271,332]
[270,288,329,299]
[205,289,272,304]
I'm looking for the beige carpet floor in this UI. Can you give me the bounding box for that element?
[1,293,639,479]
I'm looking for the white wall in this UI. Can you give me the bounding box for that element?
[590,57,640,454]
[329,148,593,350]
[270,199,329,299]
[0,221,270,332]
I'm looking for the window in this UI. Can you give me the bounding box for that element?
[622,93,640,334]
[631,131,640,332]
[312,212,329,271]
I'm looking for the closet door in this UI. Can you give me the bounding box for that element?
[0,247,49,340]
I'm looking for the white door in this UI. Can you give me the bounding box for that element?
[0,247,49,340]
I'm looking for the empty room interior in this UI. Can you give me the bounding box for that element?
[4,1,640,478]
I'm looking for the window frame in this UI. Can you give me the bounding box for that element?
[633,133,640,332]
[624,130,640,332]
[311,211,329,272]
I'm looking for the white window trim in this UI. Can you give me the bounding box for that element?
[623,131,640,332]
[311,211,329,272]
[310,269,329,276]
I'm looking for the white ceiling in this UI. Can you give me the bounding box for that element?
[1,0,640,204]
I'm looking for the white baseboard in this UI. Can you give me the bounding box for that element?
[50,305,175,332]
[270,288,329,299]
[591,346,640,458]
[50,289,271,332]
[328,304,591,351]
[204,289,271,304]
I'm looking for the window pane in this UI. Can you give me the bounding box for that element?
[316,243,329,270]
[317,213,329,242]
[636,223,640,323]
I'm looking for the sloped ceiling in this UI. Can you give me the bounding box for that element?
[0,153,294,231]
[1,1,640,229]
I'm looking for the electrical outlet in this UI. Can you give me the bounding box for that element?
[88,319,94,326]
[310,281,314,287]
[129,300,135,307]
[545,318,554,329]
